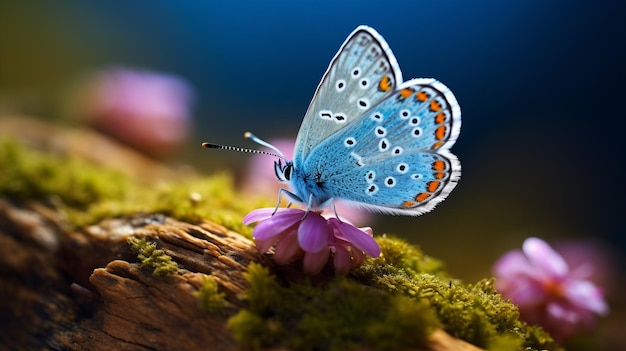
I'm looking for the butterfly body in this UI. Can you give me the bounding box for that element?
[276,26,461,216]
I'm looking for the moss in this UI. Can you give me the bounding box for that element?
[228,263,439,351]
[197,274,228,313]
[147,175,269,237]
[0,139,268,235]
[353,237,558,351]
[0,139,130,209]
[228,239,558,351]
[128,236,180,277]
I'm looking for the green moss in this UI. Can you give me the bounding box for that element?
[228,263,439,351]
[228,239,558,351]
[353,237,558,351]
[197,274,228,313]
[0,139,268,235]
[128,236,180,277]
[0,139,131,209]
[147,175,269,237]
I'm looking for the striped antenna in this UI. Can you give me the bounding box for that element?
[201,132,287,161]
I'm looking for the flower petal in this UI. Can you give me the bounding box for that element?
[332,245,352,276]
[303,248,330,275]
[523,237,569,278]
[492,250,534,277]
[273,230,301,264]
[255,237,278,254]
[298,213,329,253]
[243,207,303,225]
[562,280,609,315]
[495,276,547,307]
[252,210,303,241]
[328,218,380,257]
[351,248,365,268]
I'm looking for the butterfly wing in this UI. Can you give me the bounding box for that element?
[303,78,461,215]
[293,25,401,166]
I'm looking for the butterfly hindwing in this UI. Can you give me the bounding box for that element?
[302,78,461,215]
[294,26,401,165]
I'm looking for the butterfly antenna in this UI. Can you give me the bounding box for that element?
[243,132,287,158]
[202,132,288,161]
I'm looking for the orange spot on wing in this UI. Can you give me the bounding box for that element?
[435,126,447,140]
[435,172,446,179]
[427,181,440,193]
[431,141,444,150]
[378,76,392,92]
[430,99,442,112]
[416,91,429,102]
[435,112,446,124]
[432,160,446,171]
[415,193,430,202]
[403,200,416,208]
[399,88,415,99]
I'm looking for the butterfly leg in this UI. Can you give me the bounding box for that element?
[316,197,340,222]
[330,200,341,223]
[273,188,304,215]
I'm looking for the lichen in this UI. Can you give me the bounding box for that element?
[197,274,228,313]
[128,236,180,277]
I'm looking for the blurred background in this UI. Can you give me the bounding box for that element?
[1,0,624,345]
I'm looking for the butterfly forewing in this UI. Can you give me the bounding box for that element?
[294,26,401,165]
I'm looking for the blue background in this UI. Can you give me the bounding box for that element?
[1,1,624,282]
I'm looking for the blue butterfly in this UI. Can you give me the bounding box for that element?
[209,25,461,216]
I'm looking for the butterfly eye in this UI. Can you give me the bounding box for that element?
[274,160,293,182]
[283,164,293,181]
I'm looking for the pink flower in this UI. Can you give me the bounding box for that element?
[242,138,372,226]
[493,237,609,342]
[243,208,380,275]
[72,67,194,157]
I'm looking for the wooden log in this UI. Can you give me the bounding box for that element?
[0,198,483,351]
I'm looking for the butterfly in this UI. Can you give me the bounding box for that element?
[208,25,461,216]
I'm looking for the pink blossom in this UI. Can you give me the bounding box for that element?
[243,208,380,275]
[73,67,194,157]
[493,237,608,342]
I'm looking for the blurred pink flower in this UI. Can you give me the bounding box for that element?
[77,67,194,157]
[493,237,608,342]
[242,138,372,225]
[243,208,380,275]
